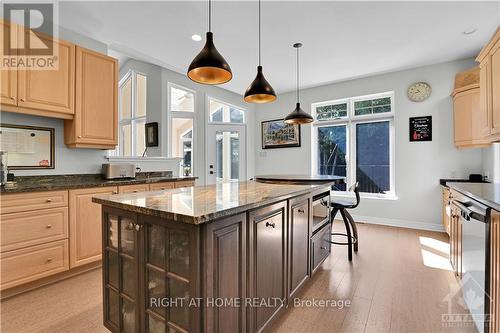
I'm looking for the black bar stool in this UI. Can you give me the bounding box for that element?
[329,182,360,261]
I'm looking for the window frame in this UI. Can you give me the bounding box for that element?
[167,82,197,176]
[208,97,246,125]
[312,91,396,199]
[116,70,148,157]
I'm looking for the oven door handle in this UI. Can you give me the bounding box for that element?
[453,200,472,221]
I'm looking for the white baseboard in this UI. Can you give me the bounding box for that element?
[335,214,445,232]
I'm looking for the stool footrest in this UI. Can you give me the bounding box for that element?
[329,232,357,245]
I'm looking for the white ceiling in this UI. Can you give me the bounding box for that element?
[59,1,500,95]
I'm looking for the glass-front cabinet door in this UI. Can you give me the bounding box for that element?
[103,210,140,333]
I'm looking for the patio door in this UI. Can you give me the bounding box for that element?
[206,124,246,185]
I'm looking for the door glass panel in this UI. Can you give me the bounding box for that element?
[148,269,166,316]
[148,314,166,333]
[317,125,347,191]
[135,119,146,157]
[106,251,119,288]
[122,257,135,298]
[107,215,119,248]
[122,298,135,333]
[168,230,189,278]
[215,131,239,182]
[122,124,132,157]
[107,288,120,327]
[167,279,189,330]
[148,224,165,268]
[170,87,194,112]
[120,218,135,255]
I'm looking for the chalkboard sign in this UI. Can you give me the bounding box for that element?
[409,116,432,142]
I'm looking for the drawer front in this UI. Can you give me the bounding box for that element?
[1,207,68,252]
[175,181,195,188]
[149,182,175,191]
[0,239,69,290]
[0,190,68,214]
[118,184,150,194]
[312,224,331,272]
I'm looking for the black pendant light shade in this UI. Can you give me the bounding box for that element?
[244,66,276,103]
[187,0,232,85]
[244,0,276,103]
[284,102,312,124]
[284,43,313,124]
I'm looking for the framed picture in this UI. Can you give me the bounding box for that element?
[409,116,432,142]
[145,122,159,147]
[0,124,55,169]
[261,119,301,149]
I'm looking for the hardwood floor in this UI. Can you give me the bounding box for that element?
[0,222,477,333]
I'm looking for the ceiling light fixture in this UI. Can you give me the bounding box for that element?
[244,0,276,103]
[284,43,313,125]
[187,0,232,85]
[191,34,202,41]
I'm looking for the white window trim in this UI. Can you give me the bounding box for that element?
[114,70,148,157]
[167,82,197,176]
[311,91,396,199]
[207,96,247,125]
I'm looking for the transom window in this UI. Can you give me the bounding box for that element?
[209,99,245,124]
[115,70,147,156]
[312,92,395,197]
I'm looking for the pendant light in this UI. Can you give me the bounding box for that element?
[187,0,232,85]
[244,0,276,103]
[284,43,313,124]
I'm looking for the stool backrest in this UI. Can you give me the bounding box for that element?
[348,182,361,208]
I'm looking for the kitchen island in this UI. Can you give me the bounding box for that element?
[93,181,333,333]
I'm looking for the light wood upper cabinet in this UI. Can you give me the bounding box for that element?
[17,32,75,116]
[476,26,500,142]
[69,186,117,268]
[64,46,118,149]
[0,21,17,106]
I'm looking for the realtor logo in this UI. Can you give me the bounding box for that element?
[3,3,54,55]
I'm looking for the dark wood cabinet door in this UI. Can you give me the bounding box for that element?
[288,196,310,298]
[204,213,247,333]
[248,202,287,333]
[311,223,331,273]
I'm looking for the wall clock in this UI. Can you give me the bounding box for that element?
[407,82,432,102]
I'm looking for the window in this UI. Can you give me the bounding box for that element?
[312,92,394,197]
[209,99,245,123]
[169,84,195,176]
[116,71,147,156]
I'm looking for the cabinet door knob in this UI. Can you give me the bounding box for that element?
[10,97,15,100]
[126,222,134,230]
[46,224,52,229]
[133,190,138,193]
[46,258,53,263]
[77,136,82,139]
[265,221,276,228]
[20,98,25,102]
[46,198,52,202]
[320,246,328,250]
[112,191,118,194]
[298,208,305,213]
[134,224,142,231]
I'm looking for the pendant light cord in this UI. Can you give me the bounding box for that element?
[296,46,299,103]
[208,0,212,32]
[258,0,261,66]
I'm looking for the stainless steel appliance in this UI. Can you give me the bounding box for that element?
[102,163,137,179]
[453,191,490,333]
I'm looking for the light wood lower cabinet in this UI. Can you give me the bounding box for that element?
[175,180,195,188]
[442,187,451,235]
[449,204,462,279]
[0,207,68,253]
[0,190,68,215]
[0,239,69,290]
[118,184,149,194]
[69,186,117,268]
[149,182,176,191]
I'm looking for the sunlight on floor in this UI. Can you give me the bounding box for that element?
[419,236,453,271]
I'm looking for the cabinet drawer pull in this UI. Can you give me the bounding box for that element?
[10,97,15,100]
[46,224,52,229]
[320,246,328,250]
[265,222,276,228]
[126,222,135,231]
[298,208,305,213]
[133,190,138,193]
[46,198,52,203]
[46,258,53,263]
[112,191,118,194]
[20,98,25,102]
[78,136,82,139]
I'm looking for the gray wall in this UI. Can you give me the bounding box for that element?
[254,58,484,231]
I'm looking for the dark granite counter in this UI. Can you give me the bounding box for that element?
[447,182,500,211]
[92,181,332,224]
[0,172,196,194]
[440,178,488,187]
[256,174,344,185]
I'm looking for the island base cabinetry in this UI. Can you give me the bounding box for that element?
[100,187,332,333]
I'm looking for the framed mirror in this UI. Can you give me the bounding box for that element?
[0,124,55,169]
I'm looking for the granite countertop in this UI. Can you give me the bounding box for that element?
[92,181,332,224]
[440,178,488,186]
[256,174,345,184]
[0,172,196,193]
[447,182,500,212]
